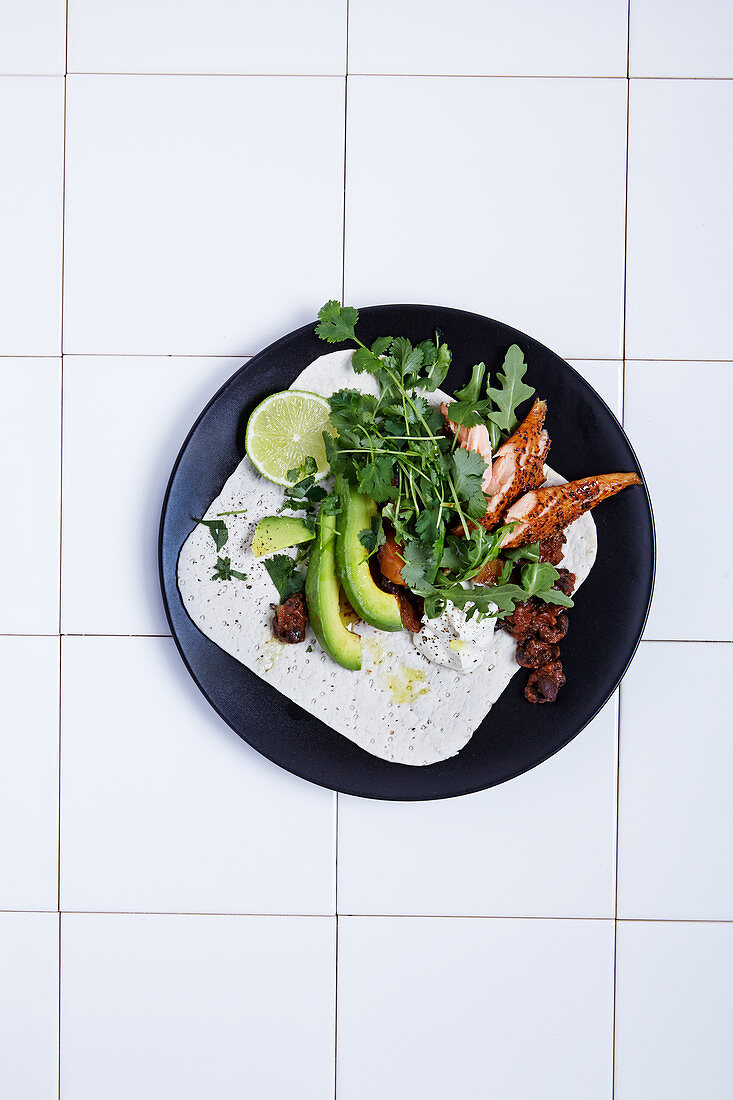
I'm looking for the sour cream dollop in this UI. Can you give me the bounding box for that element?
[413,599,497,673]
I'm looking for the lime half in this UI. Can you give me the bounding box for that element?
[245,389,333,486]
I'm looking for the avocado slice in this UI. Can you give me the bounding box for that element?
[335,484,403,632]
[305,509,361,671]
[251,515,315,558]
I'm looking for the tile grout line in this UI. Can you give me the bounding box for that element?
[612,10,632,1098]
[58,9,70,1099]
[1,910,732,921]
[334,8,349,1095]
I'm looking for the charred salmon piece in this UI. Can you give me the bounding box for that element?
[377,531,407,586]
[480,399,550,529]
[500,472,642,548]
[440,401,493,489]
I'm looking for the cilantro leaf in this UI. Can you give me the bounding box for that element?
[442,397,494,429]
[358,514,386,557]
[423,343,452,392]
[212,555,247,582]
[451,447,487,502]
[486,345,534,437]
[400,540,433,592]
[262,554,305,602]
[286,455,317,482]
[194,517,228,553]
[357,454,395,503]
[315,300,359,344]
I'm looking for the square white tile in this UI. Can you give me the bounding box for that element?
[617,643,733,920]
[626,80,733,360]
[568,359,622,418]
[61,636,335,913]
[349,0,628,77]
[0,0,66,74]
[0,358,61,632]
[0,77,64,355]
[630,0,733,77]
[615,921,733,1099]
[63,76,344,356]
[0,637,59,911]
[625,361,732,640]
[61,913,335,1100]
[0,913,59,1100]
[345,77,627,360]
[61,355,240,635]
[67,0,346,74]
[339,695,618,917]
[338,916,614,1099]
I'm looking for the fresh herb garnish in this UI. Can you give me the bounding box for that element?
[280,457,327,526]
[358,513,386,557]
[263,554,305,602]
[212,555,247,582]
[194,517,229,552]
[314,300,544,621]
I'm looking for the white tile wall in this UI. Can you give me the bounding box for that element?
[2,2,731,1096]
[349,0,629,77]
[625,361,733,641]
[67,0,347,75]
[626,80,733,360]
[338,917,615,1099]
[0,637,59,911]
[61,636,335,913]
[63,75,345,355]
[630,0,733,78]
[0,0,66,75]
[0,913,59,1100]
[61,913,336,1099]
[0,358,61,633]
[345,76,628,360]
[615,921,733,1099]
[617,643,733,920]
[0,77,64,354]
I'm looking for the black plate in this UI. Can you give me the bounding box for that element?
[160,305,655,800]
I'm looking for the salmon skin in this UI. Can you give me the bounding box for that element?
[501,472,642,548]
[479,398,550,529]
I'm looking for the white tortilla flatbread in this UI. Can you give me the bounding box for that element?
[177,351,597,765]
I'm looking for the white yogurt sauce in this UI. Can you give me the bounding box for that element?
[413,599,498,673]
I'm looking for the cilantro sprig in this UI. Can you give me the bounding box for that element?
[314,300,547,621]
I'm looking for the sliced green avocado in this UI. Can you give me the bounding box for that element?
[335,484,403,632]
[251,515,315,558]
[305,509,361,671]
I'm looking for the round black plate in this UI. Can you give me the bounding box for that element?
[160,305,655,800]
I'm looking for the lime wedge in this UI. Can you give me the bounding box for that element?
[245,389,333,486]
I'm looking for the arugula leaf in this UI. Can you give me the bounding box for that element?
[358,514,386,557]
[453,361,487,405]
[486,344,534,437]
[441,397,494,429]
[315,300,359,344]
[194,517,228,552]
[503,541,540,563]
[211,555,247,582]
[451,447,487,502]
[262,554,305,602]
[518,562,573,608]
